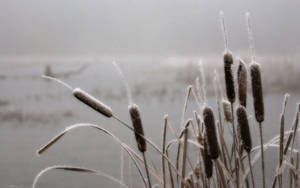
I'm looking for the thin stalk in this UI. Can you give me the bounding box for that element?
[259,123,266,188]
[166,150,175,188]
[230,103,239,188]
[247,153,256,188]
[180,128,188,188]
[143,152,152,188]
[120,147,124,188]
[162,116,168,188]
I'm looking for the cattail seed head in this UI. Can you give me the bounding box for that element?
[224,51,233,65]
[237,58,247,107]
[222,99,232,122]
[236,106,252,153]
[185,176,193,188]
[73,88,113,118]
[194,163,201,179]
[250,62,264,122]
[223,51,235,103]
[202,135,213,178]
[129,104,146,152]
[203,106,219,159]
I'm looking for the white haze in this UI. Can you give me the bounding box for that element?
[0,0,299,57]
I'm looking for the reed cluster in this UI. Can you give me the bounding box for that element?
[32,12,300,188]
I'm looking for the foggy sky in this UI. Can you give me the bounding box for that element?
[0,0,299,56]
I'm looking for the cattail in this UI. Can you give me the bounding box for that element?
[250,63,264,122]
[222,99,232,122]
[236,106,252,153]
[203,106,219,159]
[202,135,213,178]
[129,104,152,188]
[73,88,113,118]
[129,104,146,152]
[237,58,247,107]
[223,51,235,103]
[194,163,201,179]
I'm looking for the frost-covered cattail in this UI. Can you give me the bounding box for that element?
[129,104,146,152]
[224,51,235,103]
[203,106,219,159]
[237,58,247,107]
[236,106,252,153]
[194,163,201,179]
[222,99,232,122]
[73,88,113,118]
[250,63,264,123]
[202,135,213,178]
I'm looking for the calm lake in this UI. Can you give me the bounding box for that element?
[0,57,299,187]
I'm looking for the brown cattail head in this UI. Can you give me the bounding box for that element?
[73,88,113,118]
[224,51,233,65]
[203,106,219,159]
[223,51,235,103]
[237,58,247,107]
[250,62,264,122]
[194,163,201,179]
[222,99,232,122]
[202,135,213,178]
[236,106,252,153]
[129,104,146,152]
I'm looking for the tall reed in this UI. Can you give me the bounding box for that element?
[237,58,247,107]
[236,106,255,188]
[128,104,151,188]
[203,106,219,159]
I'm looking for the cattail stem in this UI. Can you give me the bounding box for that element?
[230,103,240,188]
[245,12,256,62]
[219,10,229,51]
[258,123,266,188]
[142,152,152,188]
[180,128,188,188]
[120,147,124,188]
[162,115,168,188]
[230,105,237,157]
[247,153,256,188]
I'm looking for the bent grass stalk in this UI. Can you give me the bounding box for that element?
[250,62,265,188]
[32,165,128,188]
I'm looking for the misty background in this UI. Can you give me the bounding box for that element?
[0,1,300,188]
[0,0,299,57]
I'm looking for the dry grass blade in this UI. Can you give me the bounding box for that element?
[32,165,128,188]
[37,133,66,156]
[162,115,168,188]
[180,128,189,188]
[36,123,148,187]
[166,149,175,188]
[41,75,73,91]
[120,147,124,188]
[39,123,188,187]
[278,94,289,188]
